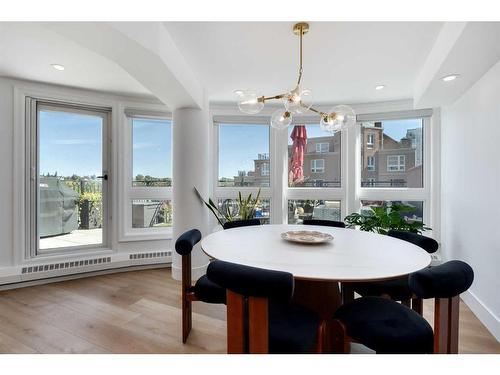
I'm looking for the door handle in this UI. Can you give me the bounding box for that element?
[97,174,108,181]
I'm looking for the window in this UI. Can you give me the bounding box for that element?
[212,110,433,236]
[217,198,270,224]
[360,119,423,188]
[132,199,172,228]
[218,124,270,187]
[387,155,405,172]
[315,142,330,153]
[311,159,325,173]
[288,200,341,224]
[125,114,172,240]
[288,124,341,188]
[261,162,270,176]
[367,156,375,171]
[367,133,374,148]
[28,100,110,255]
[360,200,424,223]
[132,118,172,187]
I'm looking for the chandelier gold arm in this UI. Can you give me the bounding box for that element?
[258,94,286,103]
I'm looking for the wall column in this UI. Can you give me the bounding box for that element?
[171,104,210,280]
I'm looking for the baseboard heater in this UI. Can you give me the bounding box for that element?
[21,256,112,274]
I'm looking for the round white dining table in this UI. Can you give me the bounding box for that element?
[202,224,431,353]
[201,224,431,282]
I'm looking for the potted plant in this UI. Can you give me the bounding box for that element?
[344,203,430,234]
[194,187,262,226]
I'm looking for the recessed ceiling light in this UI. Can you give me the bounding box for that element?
[375,85,386,90]
[442,74,459,82]
[51,64,65,71]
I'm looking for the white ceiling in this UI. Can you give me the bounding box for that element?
[0,23,151,97]
[4,22,496,109]
[164,22,444,104]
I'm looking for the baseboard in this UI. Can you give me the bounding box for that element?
[461,290,500,342]
[0,263,171,291]
[0,251,172,289]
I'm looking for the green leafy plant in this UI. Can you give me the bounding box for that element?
[344,203,430,234]
[194,187,261,226]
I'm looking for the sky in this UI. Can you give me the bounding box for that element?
[39,111,171,179]
[40,111,103,177]
[218,119,422,179]
[39,112,421,180]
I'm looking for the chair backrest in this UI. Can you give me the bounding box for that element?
[302,219,346,228]
[207,260,294,353]
[409,260,474,299]
[207,260,294,300]
[223,219,261,230]
[175,229,202,255]
[387,230,439,254]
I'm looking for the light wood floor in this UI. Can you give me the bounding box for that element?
[0,268,498,354]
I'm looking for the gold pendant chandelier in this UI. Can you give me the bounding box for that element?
[234,22,356,133]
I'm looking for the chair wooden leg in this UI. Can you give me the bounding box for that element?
[248,297,269,354]
[434,296,460,354]
[330,319,349,354]
[226,291,246,354]
[412,297,423,316]
[313,320,327,353]
[182,298,192,343]
[341,283,355,304]
[181,254,193,343]
[434,297,457,353]
[448,296,460,354]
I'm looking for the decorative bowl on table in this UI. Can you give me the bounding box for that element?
[280,230,333,244]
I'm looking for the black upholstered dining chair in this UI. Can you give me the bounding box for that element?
[206,260,325,354]
[223,218,261,230]
[332,260,473,354]
[303,218,346,228]
[175,229,226,343]
[342,230,439,314]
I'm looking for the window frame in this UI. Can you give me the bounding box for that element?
[211,108,437,242]
[367,155,376,171]
[311,159,325,173]
[315,142,330,153]
[367,133,374,148]
[212,118,273,225]
[261,162,270,176]
[355,112,436,239]
[26,98,112,258]
[387,155,406,172]
[120,110,173,241]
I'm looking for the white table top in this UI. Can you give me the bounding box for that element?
[201,224,431,282]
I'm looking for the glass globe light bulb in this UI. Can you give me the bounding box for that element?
[295,88,313,114]
[235,90,264,114]
[270,109,292,130]
[283,86,313,114]
[320,105,356,133]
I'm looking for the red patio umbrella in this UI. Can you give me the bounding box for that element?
[290,125,307,185]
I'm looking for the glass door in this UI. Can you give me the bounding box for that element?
[34,102,109,255]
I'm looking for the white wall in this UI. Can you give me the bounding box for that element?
[0,77,173,282]
[441,59,500,340]
[0,78,15,266]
